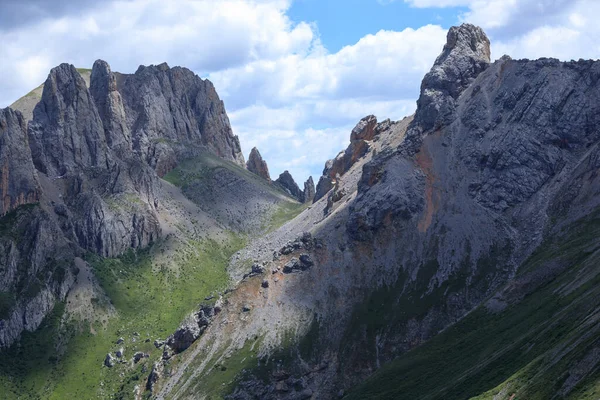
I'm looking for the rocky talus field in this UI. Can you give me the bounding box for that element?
[0,24,599,400]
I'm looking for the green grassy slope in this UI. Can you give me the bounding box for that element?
[162,151,290,200]
[163,151,306,233]
[346,212,600,400]
[0,234,244,399]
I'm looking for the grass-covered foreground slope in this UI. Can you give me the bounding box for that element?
[346,211,600,400]
[0,233,243,399]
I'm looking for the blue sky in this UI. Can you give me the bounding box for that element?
[288,0,465,52]
[0,0,598,184]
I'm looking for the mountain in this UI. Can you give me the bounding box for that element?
[0,59,298,357]
[1,23,599,400]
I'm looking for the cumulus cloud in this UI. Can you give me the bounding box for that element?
[210,24,446,181]
[5,0,595,183]
[0,0,448,182]
[400,0,600,61]
[0,0,312,106]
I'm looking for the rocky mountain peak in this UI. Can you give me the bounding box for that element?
[426,22,490,100]
[28,63,109,176]
[403,23,491,153]
[246,147,271,182]
[275,170,304,202]
[117,61,245,175]
[441,24,490,70]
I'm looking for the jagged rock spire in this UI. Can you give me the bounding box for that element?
[303,176,315,204]
[275,170,304,202]
[246,147,271,182]
[90,59,131,154]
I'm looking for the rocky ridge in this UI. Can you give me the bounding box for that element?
[155,24,600,400]
[0,58,255,349]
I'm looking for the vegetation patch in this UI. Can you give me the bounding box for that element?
[345,213,600,400]
[264,201,308,232]
[0,233,245,399]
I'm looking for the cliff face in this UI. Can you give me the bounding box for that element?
[90,60,131,154]
[0,108,39,216]
[28,64,110,177]
[116,62,245,176]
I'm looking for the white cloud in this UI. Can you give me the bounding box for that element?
[0,0,310,105]
[400,0,600,61]
[212,24,446,181]
[1,1,448,183]
[7,0,598,184]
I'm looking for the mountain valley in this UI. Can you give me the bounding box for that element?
[0,23,599,400]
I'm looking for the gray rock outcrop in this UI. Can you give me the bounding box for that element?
[275,171,304,202]
[0,108,40,216]
[403,23,490,153]
[28,63,110,177]
[117,62,245,176]
[90,60,131,154]
[246,147,271,181]
[165,305,217,354]
[303,176,315,204]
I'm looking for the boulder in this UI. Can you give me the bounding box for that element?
[104,353,115,368]
[146,361,164,392]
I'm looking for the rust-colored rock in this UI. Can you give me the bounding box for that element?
[246,147,271,182]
